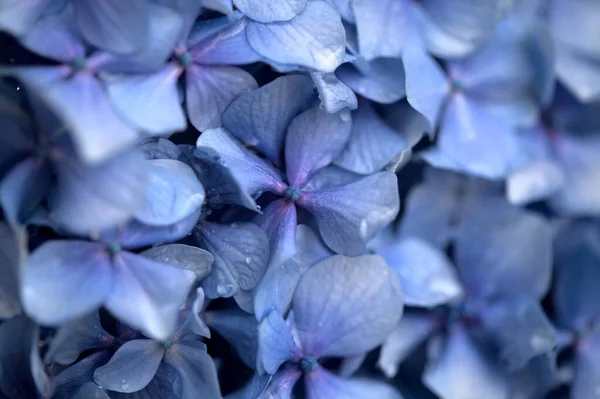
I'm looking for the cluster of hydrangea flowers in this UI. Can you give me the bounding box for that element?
[0,0,598,398]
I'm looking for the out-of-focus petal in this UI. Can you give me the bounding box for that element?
[336,58,406,104]
[163,343,222,399]
[0,0,51,36]
[140,244,213,281]
[246,1,345,72]
[311,72,358,114]
[292,255,403,358]
[305,367,404,399]
[233,0,306,23]
[572,329,600,399]
[22,240,113,325]
[204,309,258,368]
[300,172,399,256]
[0,223,25,318]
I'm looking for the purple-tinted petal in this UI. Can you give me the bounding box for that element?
[353,0,418,61]
[191,17,261,65]
[72,0,148,54]
[293,255,403,358]
[311,72,358,114]
[106,252,195,340]
[258,311,301,374]
[379,238,463,308]
[403,46,450,129]
[437,94,521,179]
[334,100,407,174]
[0,0,51,36]
[140,244,213,281]
[0,315,52,399]
[553,221,600,332]
[255,199,297,268]
[50,148,148,234]
[253,258,302,321]
[204,309,258,368]
[336,58,406,104]
[455,200,552,301]
[246,1,345,72]
[196,221,270,298]
[572,329,600,399]
[34,73,139,164]
[420,0,514,58]
[423,325,510,399]
[222,74,315,166]
[105,64,186,134]
[300,172,399,256]
[45,312,114,365]
[93,339,165,393]
[19,10,85,62]
[22,240,113,325]
[481,298,556,372]
[186,64,257,132]
[285,108,352,188]
[233,0,306,23]
[306,368,403,399]
[196,128,286,196]
[0,157,50,225]
[378,312,438,378]
[0,223,24,318]
[133,159,205,227]
[163,343,222,399]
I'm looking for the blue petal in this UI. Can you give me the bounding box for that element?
[0,157,50,225]
[305,368,403,399]
[507,160,565,206]
[292,255,403,358]
[0,315,52,399]
[190,18,261,65]
[454,201,552,301]
[31,72,139,164]
[303,165,362,192]
[378,312,438,378]
[325,0,354,22]
[379,238,463,308]
[105,64,186,135]
[353,0,418,60]
[253,259,302,321]
[196,221,270,298]
[50,148,148,234]
[294,224,331,272]
[311,72,358,114]
[420,0,514,58]
[258,311,300,374]
[300,172,399,256]
[229,366,301,399]
[202,0,234,14]
[19,10,85,62]
[163,343,222,399]
[71,383,111,399]
[554,39,600,103]
[336,58,406,104]
[72,0,148,54]
[133,159,205,227]
[0,223,24,318]
[285,108,352,188]
[255,199,297,268]
[106,252,195,340]
[108,363,184,399]
[222,74,315,166]
[423,325,510,399]
[22,240,113,325]
[437,94,521,179]
[572,329,600,399]
[481,298,556,372]
[52,352,112,399]
[553,221,600,332]
[0,0,51,36]
[186,65,258,132]
[233,0,307,23]
[204,309,258,368]
[45,312,115,365]
[334,100,408,174]
[140,138,183,161]
[196,127,286,196]
[246,1,345,72]
[190,145,258,210]
[93,340,165,393]
[402,46,450,130]
[140,244,213,281]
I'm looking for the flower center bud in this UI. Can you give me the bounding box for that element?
[107,241,122,256]
[177,51,194,68]
[300,356,318,373]
[284,186,301,202]
[71,56,87,71]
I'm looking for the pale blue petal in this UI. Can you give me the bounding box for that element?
[163,343,222,399]
[253,258,302,321]
[205,309,258,368]
[311,72,358,114]
[258,311,300,374]
[305,367,404,399]
[140,244,213,281]
[336,58,406,104]
[233,0,307,23]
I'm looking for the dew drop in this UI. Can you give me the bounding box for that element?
[339,111,351,122]
[121,384,129,391]
[245,257,251,265]
[216,283,236,296]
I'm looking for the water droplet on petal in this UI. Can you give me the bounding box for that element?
[245,257,251,265]
[121,384,129,391]
[216,283,236,296]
